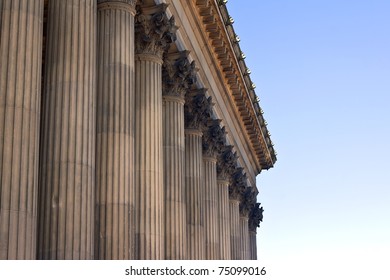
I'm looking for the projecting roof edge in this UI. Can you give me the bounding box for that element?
[195,0,277,170]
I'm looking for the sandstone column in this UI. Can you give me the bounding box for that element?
[239,213,250,260]
[240,187,255,260]
[95,0,136,260]
[162,53,196,259]
[229,199,240,260]
[202,120,225,260]
[249,230,257,260]
[229,167,246,260]
[134,4,176,259]
[217,179,230,259]
[0,0,44,260]
[216,146,236,260]
[203,156,218,259]
[38,0,96,259]
[184,90,212,260]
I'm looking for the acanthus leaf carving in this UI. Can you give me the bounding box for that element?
[239,186,254,217]
[202,119,226,158]
[162,53,197,98]
[229,166,247,200]
[135,4,177,57]
[217,145,237,180]
[184,89,213,130]
[249,203,264,232]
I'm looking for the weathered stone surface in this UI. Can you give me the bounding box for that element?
[202,119,226,158]
[134,3,177,260]
[185,129,205,259]
[249,202,263,260]
[217,179,231,259]
[203,156,219,260]
[135,4,177,58]
[38,0,96,260]
[163,52,197,98]
[229,167,247,201]
[229,199,240,260]
[249,202,264,232]
[163,89,186,260]
[217,145,237,181]
[0,0,44,260]
[239,215,250,260]
[95,0,136,260]
[184,89,213,130]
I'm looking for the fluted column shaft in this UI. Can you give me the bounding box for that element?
[249,230,257,260]
[0,0,43,260]
[229,199,240,260]
[203,156,218,259]
[134,3,176,260]
[239,215,250,260]
[95,0,136,260]
[185,129,205,259]
[217,179,231,260]
[38,0,96,259]
[134,55,164,259]
[163,96,186,259]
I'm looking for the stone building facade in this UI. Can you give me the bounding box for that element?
[0,0,276,260]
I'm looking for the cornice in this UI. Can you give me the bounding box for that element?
[191,0,277,170]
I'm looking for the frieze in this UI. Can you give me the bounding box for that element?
[135,4,177,57]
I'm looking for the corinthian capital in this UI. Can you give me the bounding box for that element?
[239,187,255,218]
[249,203,264,232]
[202,119,226,158]
[163,52,197,98]
[229,167,247,200]
[184,89,213,130]
[217,145,237,180]
[135,4,177,57]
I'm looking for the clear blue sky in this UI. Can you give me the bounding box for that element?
[227,0,390,278]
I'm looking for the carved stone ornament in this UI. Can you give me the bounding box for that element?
[217,145,237,180]
[184,89,213,130]
[228,167,247,200]
[239,187,254,217]
[162,52,197,98]
[249,203,264,232]
[135,4,177,57]
[202,119,226,158]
